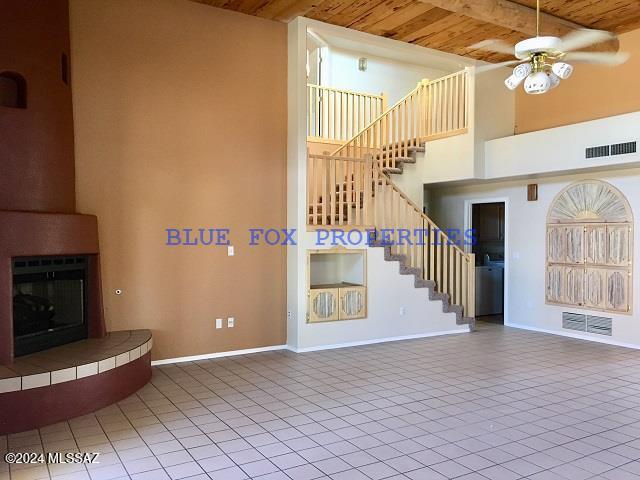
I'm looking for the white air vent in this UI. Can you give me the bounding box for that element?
[562,312,586,331]
[611,141,637,156]
[587,315,613,336]
[562,312,612,336]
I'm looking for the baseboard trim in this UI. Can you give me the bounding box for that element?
[287,328,470,353]
[152,328,473,364]
[151,345,288,366]
[506,322,640,350]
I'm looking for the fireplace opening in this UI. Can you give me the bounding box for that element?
[13,256,89,357]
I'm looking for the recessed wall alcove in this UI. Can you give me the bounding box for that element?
[0,71,27,109]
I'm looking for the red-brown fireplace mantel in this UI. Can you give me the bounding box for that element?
[0,211,106,364]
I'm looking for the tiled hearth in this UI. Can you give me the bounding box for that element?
[0,331,152,394]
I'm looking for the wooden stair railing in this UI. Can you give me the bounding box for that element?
[306,152,476,320]
[332,69,470,170]
[369,158,475,320]
[307,84,386,143]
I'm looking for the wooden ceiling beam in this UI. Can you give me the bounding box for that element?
[418,0,618,51]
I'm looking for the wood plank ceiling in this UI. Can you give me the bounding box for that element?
[191,0,640,62]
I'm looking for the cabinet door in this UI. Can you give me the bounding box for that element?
[584,268,606,309]
[607,226,631,266]
[607,269,630,313]
[565,226,584,264]
[547,227,566,264]
[585,226,607,265]
[309,288,339,323]
[339,286,366,320]
[546,265,564,304]
[564,266,584,306]
[477,204,502,241]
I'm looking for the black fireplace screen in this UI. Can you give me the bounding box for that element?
[13,256,88,357]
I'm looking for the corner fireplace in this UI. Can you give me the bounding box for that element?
[13,256,89,357]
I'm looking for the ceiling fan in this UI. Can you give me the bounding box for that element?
[470,0,630,95]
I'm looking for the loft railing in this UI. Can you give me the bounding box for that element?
[332,69,470,169]
[306,152,475,319]
[307,84,386,144]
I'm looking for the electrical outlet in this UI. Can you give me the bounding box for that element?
[399,306,406,316]
[215,318,222,329]
[228,246,234,256]
[227,317,235,328]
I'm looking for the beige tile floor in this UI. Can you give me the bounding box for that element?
[3,322,640,480]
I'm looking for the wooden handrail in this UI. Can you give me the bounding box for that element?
[307,84,386,143]
[331,69,469,170]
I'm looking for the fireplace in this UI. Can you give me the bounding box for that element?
[13,256,89,357]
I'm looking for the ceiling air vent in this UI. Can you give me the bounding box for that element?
[585,145,610,159]
[611,141,637,156]
[587,315,613,336]
[562,312,586,331]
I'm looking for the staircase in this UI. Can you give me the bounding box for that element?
[306,69,475,328]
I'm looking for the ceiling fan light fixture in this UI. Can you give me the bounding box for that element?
[552,61,573,79]
[505,74,524,90]
[548,72,561,89]
[524,71,551,95]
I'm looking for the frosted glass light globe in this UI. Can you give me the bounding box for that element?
[504,74,524,90]
[513,63,533,79]
[524,71,551,94]
[548,72,561,89]
[552,62,573,79]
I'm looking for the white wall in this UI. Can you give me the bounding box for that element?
[326,47,451,105]
[429,168,640,348]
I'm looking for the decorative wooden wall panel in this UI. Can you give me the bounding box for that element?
[546,180,633,314]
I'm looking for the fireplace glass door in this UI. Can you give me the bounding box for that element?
[13,257,88,357]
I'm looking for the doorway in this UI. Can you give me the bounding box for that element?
[469,201,506,325]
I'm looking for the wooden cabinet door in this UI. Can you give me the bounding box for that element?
[585,226,607,265]
[565,226,584,264]
[607,269,631,313]
[564,266,584,306]
[546,265,564,304]
[339,286,366,320]
[607,226,631,266]
[547,226,566,264]
[477,204,502,241]
[309,288,339,323]
[584,268,606,310]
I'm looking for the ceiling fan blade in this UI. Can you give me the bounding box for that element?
[562,51,630,66]
[475,59,522,73]
[559,29,616,52]
[469,39,515,55]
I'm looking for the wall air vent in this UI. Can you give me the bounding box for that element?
[586,315,613,336]
[562,312,612,336]
[585,145,610,159]
[562,312,586,331]
[611,141,637,156]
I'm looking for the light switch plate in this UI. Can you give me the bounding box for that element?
[215,318,222,329]
[228,246,234,256]
[227,317,235,328]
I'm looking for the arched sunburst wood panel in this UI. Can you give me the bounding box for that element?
[546,180,633,315]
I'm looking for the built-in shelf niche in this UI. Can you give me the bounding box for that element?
[308,249,367,323]
[0,72,27,109]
